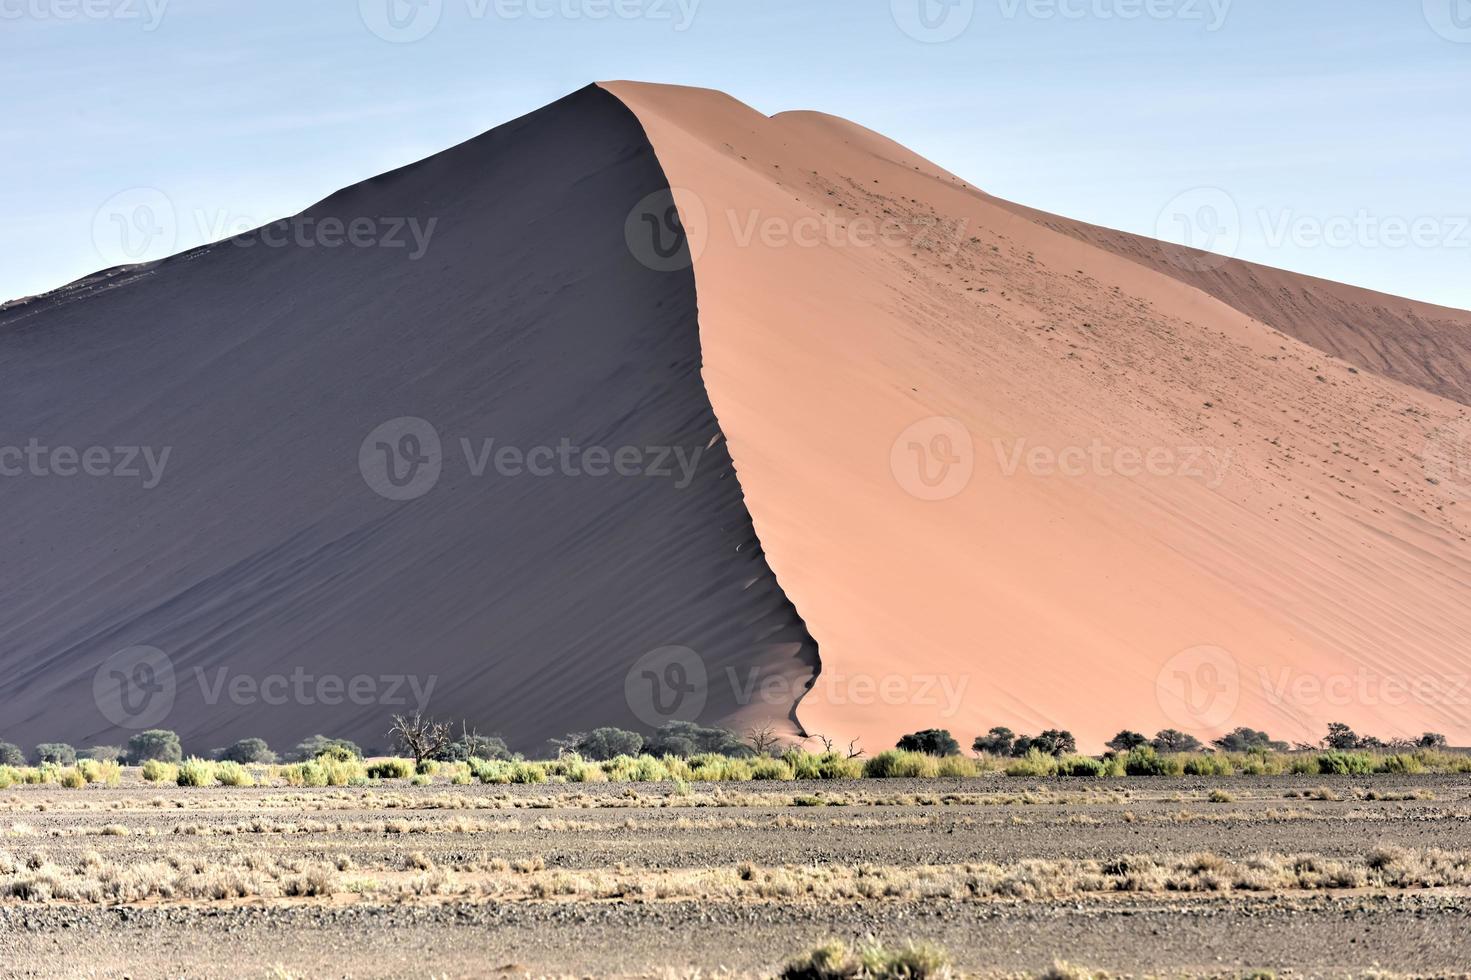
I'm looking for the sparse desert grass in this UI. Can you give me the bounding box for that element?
[781,939,953,979]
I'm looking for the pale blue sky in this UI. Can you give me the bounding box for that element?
[3,0,1468,308]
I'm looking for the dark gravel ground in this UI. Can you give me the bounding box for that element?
[4,774,1471,977]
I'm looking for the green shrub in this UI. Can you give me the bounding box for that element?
[0,742,27,767]
[1057,755,1107,777]
[77,759,122,786]
[220,738,275,764]
[645,721,744,757]
[575,727,644,761]
[176,758,217,787]
[749,756,794,780]
[127,730,182,765]
[1123,746,1168,776]
[213,761,254,786]
[1316,750,1374,775]
[437,733,511,763]
[57,767,87,789]
[895,729,961,756]
[141,759,179,783]
[935,754,980,778]
[509,761,547,784]
[864,749,938,779]
[780,939,951,980]
[81,745,124,763]
[1182,753,1234,776]
[1375,753,1425,774]
[1005,748,1058,777]
[33,743,76,766]
[289,735,361,763]
[366,758,416,780]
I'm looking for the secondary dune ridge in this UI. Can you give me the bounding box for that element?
[603,80,1471,753]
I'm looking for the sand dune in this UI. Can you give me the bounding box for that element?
[0,86,815,754]
[3,81,1466,758]
[604,81,1470,752]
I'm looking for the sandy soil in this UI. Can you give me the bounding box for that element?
[5,777,1471,977]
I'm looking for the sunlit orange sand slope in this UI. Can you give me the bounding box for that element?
[605,81,1471,753]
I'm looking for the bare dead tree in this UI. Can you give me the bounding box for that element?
[809,734,837,753]
[387,711,452,765]
[846,738,865,760]
[745,723,782,757]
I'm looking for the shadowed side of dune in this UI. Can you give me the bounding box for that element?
[0,85,817,754]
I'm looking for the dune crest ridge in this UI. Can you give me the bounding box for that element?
[602,80,1471,753]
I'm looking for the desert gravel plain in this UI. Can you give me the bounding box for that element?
[4,775,1471,978]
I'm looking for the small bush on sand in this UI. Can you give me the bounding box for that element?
[1006,749,1059,777]
[1123,746,1178,776]
[1057,755,1107,778]
[864,750,939,779]
[1182,754,1234,776]
[895,729,961,756]
[220,738,275,765]
[289,735,361,763]
[57,767,87,789]
[33,743,76,766]
[780,939,952,980]
[127,730,182,765]
[141,760,179,783]
[77,759,122,786]
[176,758,217,787]
[750,756,795,780]
[1316,750,1374,775]
[213,761,254,787]
[367,758,416,780]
